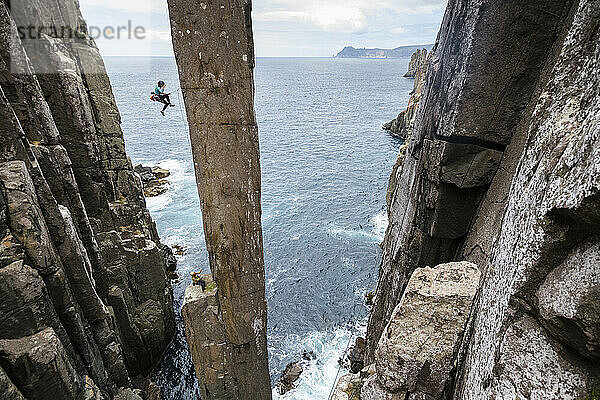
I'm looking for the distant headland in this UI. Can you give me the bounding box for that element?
[335,44,434,59]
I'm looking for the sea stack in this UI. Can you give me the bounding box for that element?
[403,48,427,78]
[167,0,272,399]
[382,49,430,139]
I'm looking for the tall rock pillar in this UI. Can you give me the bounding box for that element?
[167,1,271,399]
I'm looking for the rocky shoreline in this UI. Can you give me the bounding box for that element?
[403,48,428,78]
[134,164,171,197]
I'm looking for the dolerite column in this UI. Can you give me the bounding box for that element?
[167,1,272,399]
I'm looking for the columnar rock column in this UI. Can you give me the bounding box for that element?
[167,1,271,398]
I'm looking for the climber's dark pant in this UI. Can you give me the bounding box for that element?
[158,94,171,112]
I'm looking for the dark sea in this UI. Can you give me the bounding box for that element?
[104,56,411,399]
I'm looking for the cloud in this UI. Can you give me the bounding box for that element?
[254,0,446,33]
[144,29,172,42]
[388,0,448,14]
[81,0,166,14]
[80,0,447,57]
[254,3,368,33]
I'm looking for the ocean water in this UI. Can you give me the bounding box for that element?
[104,56,411,399]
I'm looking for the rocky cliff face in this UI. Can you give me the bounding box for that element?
[363,0,600,399]
[180,276,231,400]
[167,0,272,398]
[0,1,175,398]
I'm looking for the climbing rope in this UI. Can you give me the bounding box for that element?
[327,331,355,400]
[326,302,365,400]
[175,87,193,150]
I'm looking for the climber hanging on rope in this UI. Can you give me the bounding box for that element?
[150,80,176,116]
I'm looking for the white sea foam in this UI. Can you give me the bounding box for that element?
[327,227,373,242]
[146,193,172,212]
[369,210,388,242]
[157,158,191,184]
[270,329,352,400]
[142,159,194,212]
[270,317,368,400]
[326,210,388,243]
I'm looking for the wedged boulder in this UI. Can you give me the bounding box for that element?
[364,262,480,399]
[181,277,234,400]
[0,328,84,400]
[439,146,503,188]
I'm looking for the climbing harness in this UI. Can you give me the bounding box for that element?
[150,87,181,103]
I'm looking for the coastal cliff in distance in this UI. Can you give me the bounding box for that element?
[0,1,175,399]
[382,49,429,139]
[167,0,272,398]
[403,48,428,78]
[336,44,433,59]
[336,0,600,399]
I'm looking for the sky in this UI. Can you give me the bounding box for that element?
[79,0,447,57]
